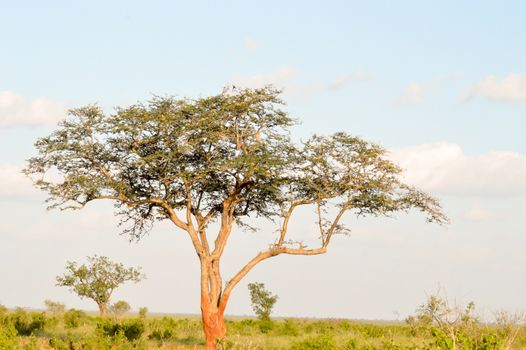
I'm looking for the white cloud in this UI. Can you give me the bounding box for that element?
[0,91,66,128]
[399,82,432,104]
[328,72,373,90]
[231,66,296,89]
[463,205,497,222]
[399,74,463,105]
[244,38,260,51]
[232,68,373,100]
[469,74,526,102]
[0,164,38,197]
[389,142,526,196]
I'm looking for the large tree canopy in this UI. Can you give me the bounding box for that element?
[25,86,447,348]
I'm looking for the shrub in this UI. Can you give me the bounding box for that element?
[72,332,146,350]
[258,319,274,333]
[309,320,336,335]
[63,309,87,328]
[21,335,40,350]
[0,323,18,349]
[46,315,60,328]
[97,318,145,341]
[343,338,358,349]
[0,304,7,326]
[48,336,70,350]
[148,317,177,342]
[339,319,352,331]
[304,323,314,333]
[0,304,7,316]
[363,324,388,338]
[225,319,258,336]
[122,319,145,341]
[358,345,379,350]
[290,335,338,350]
[277,319,300,336]
[44,300,66,315]
[138,307,148,319]
[10,308,46,336]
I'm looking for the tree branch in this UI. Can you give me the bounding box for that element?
[323,202,350,247]
[278,200,316,245]
[220,245,327,310]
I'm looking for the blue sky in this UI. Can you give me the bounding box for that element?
[0,1,525,319]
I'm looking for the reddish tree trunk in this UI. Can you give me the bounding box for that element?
[201,293,227,349]
[98,303,106,317]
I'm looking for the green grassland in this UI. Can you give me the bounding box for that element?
[1,307,525,350]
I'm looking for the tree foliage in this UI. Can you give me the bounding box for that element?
[56,255,143,315]
[109,300,131,320]
[24,86,446,240]
[44,300,65,315]
[138,307,148,319]
[248,282,278,321]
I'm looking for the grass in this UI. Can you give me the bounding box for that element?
[0,308,525,349]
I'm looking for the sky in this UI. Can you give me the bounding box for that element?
[0,1,525,321]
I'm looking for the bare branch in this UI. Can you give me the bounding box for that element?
[278,199,316,245]
[324,203,351,247]
[221,245,327,308]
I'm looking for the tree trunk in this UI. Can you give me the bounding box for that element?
[97,303,106,317]
[201,293,227,349]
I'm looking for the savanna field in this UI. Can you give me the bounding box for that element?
[1,304,525,350]
[2,3,526,350]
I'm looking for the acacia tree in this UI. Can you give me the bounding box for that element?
[109,300,131,320]
[56,255,143,316]
[248,282,278,322]
[44,299,66,315]
[25,86,447,348]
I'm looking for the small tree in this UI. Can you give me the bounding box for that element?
[138,307,148,319]
[44,300,65,315]
[407,293,479,350]
[56,255,143,316]
[109,300,131,320]
[494,311,525,350]
[63,309,87,328]
[248,282,278,322]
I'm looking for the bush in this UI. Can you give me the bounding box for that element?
[225,319,258,336]
[258,319,274,333]
[355,323,387,338]
[148,317,177,342]
[10,308,46,336]
[343,338,358,349]
[121,319,145,341]
[0,323,18,349]
[45,315,60,329]
[138,307,148,319]
[309,320,336,335]
[44,300,66,315]
[0,304,7,316]
[290,335,338,350]
[63,309,87,328]
[0,304,8,326]
[64,332,147,350]
[48,336,70,350]
[97,318,145,341]
[339,319,352,331]
[277,319,300,336]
